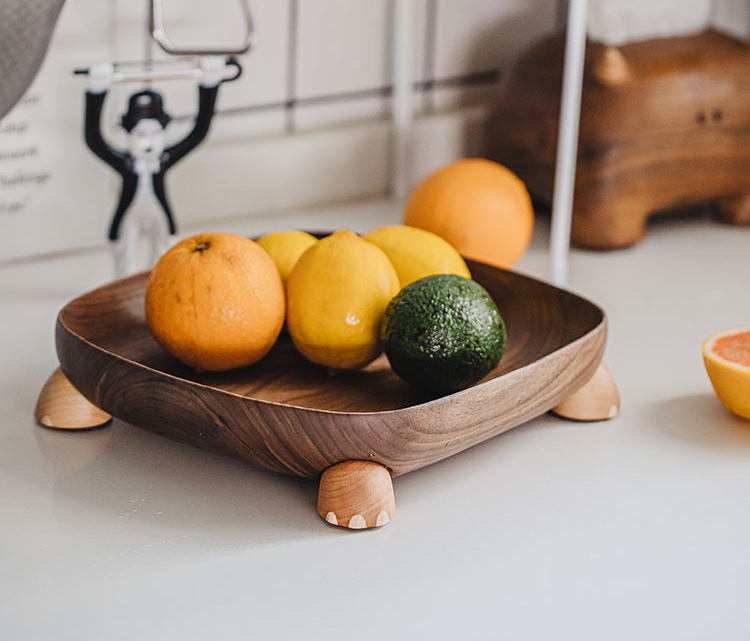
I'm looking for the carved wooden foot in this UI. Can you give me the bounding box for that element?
[35,367,112,430]
[551,361,620,421]
[571,195,650,249]
[317,461,395,529]
[716,195,750,225]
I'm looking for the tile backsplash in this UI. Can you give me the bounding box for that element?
[0,0,746,262]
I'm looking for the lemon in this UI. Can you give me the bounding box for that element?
[703,327,750,419]
[363,224,471,287]
[287,229,400,369]
[257,230,318,284]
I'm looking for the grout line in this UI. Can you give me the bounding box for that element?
[422,0,439,113]
[391,0,416,199]
[384,0,395,85]
[171,69,501,122]
[143,0,153,86]
[0,242,107,269]
[107,0,118,61]
[285,0,300,134]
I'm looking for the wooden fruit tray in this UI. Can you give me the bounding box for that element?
[46,259,607,529]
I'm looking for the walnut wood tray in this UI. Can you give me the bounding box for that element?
[52,260,606,529]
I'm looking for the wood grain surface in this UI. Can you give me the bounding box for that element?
[551,361,620,421]
[35,366,112,430]
[55,260,606,479]
[486,30,750,249]
[317,461,395,529]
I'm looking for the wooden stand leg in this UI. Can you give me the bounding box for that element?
[551,361,620,421]
[35,367,112,430]
[317,461,395,530]
[716,195,750,225]
[571,195,650,249]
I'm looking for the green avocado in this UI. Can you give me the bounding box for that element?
[380,274,506,393]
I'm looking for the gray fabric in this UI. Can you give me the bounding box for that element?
[0,0,66,120]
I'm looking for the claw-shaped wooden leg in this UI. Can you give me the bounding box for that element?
[551,361,620,421]
[571,192,651,249]
[317,461,395,529]
[717,195,750,225]
[35,367,111,430]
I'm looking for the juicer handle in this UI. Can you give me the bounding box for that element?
[150,0,255,56]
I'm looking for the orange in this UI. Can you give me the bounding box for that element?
[703,327,750,419]
[403,158,534,269]
[145,232,285,372]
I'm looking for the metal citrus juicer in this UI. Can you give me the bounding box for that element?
[1,0,254,277]
[75,0,254,277]
[22,0,255,428]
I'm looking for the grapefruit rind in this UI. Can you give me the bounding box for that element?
[702,327,750,420]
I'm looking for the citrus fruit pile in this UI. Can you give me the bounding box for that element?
[145,158,532,391]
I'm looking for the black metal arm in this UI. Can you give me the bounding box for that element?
[84,91,138,241]
[161,84,219,171]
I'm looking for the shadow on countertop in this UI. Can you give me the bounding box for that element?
[648,393,750,450]
[33,418,327,551]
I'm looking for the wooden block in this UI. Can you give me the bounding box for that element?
[486,30,750,249]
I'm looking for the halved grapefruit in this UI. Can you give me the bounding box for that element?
[703,327,750,419]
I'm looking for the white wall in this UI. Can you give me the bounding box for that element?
[587,0,749,45]
[0,0,562,262]
[0,0,746,262]
[712,0,750,41]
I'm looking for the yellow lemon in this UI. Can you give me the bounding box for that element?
[256,230,318,285]
[363,224,471,287]
[287,229,400,369]
[703,327,750,419]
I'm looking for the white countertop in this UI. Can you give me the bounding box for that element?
[2,199,750,640]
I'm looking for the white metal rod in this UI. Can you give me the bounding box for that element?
[144,0,154,87]
[75,63,238,85]
[549,0,588,286]
[112,68,203,83]
[391,0,415,201]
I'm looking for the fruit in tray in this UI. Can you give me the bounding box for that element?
[403,158,534,269]
[703,328,750,420]
[143,157,534,389]
[144,228,507,392]
[363,224,470,287]
[286,229,400,370]
[144,232,285,372]
[256,230,318,285]
[381,274,506,392]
